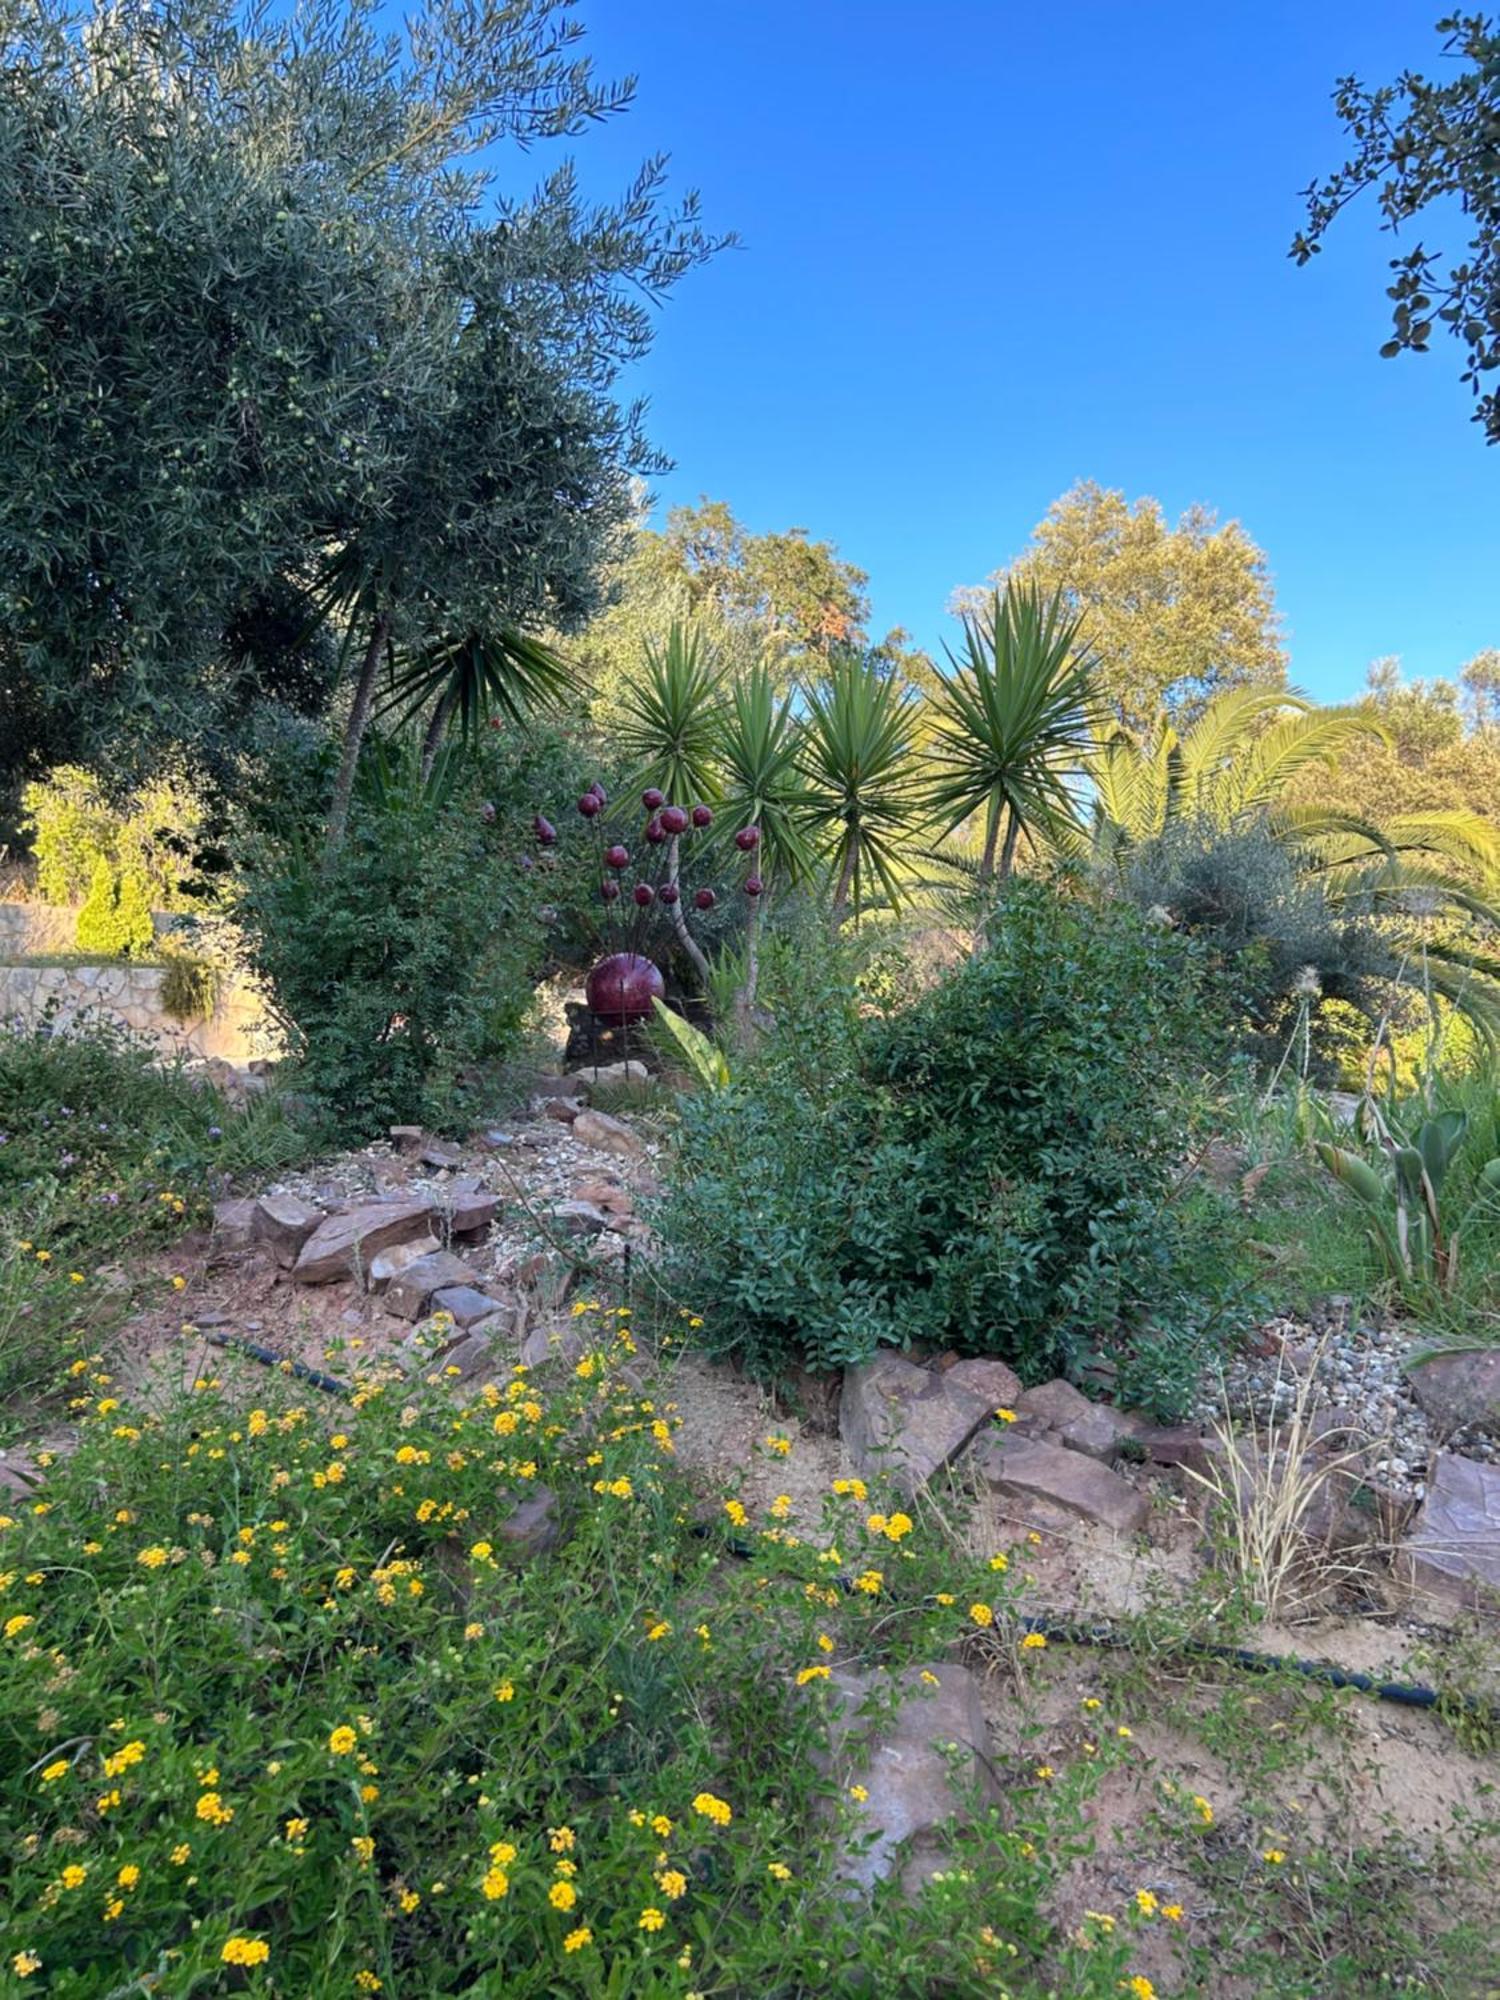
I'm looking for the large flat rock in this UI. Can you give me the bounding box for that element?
[383,1250,480,1320]
[252,1192,324,1266]
[1402,1452,1500,1613]
[972,1431,1150,1536]
[840,1354,994,1495]
[811,1663,1001,1896]
[1407,1350,1500,1438]
[293,1198,435,1284]
[1016,1378,1144,1460]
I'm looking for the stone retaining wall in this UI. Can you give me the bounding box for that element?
[0,959,276,1063]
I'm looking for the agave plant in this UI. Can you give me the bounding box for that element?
[615,622,725,804]
[798,653,924,920]
[710,663,819,886]
[376,628,576,781]
[925,582,1103,881]
[1316,1099,1500,1295]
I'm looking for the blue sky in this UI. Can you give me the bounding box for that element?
[559,0,1498,703]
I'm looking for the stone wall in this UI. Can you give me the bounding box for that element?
[0,959,277,1064]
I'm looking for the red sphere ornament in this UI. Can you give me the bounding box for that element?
[694,887,717,911]
[734,824,761,852]
[586,951,665,1026]
[659,882,680,905]
[604,844,630,870]
[641,787,665,811]
[744,875,764,897]
[588,781,608,805]
[533,814,557,845]
[633,882,656,907]
[578,792,602,818]
[600,879,621,902]
[691,803,714,828]
[659,805,689,836]
[644,815,666,845]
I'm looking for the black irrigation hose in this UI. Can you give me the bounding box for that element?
[205,1334,1493,1727]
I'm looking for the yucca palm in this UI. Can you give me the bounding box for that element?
[926,582,1104,881]
[799,654,924,920]
[710,664,820,885]
[615,622,725,804]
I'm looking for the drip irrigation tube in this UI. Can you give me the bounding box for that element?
[204,1332,1491,1727]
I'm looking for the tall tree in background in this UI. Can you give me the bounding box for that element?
[1292,12,1500,444]
[956,482,1285,730]
[0,0,720,840]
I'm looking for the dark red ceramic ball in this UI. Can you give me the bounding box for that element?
[588,781,608,805]
[600,879,621,902]
[604,844,630,870]
[585,951,665,1024]
[744,875,764,897]
[659,805,689,836]
[734,824,761,852]
[533,814,557,845]
[633,883,656,907]
[694,887,716,911]
[644,815,666,845]
[659,883,680,905]
[691,804,713,828]
[641,787,665,811]
[578,792,602,818]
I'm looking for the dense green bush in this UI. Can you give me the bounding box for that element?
[74,857,156,958]
[236,729,589,1139]
[21,765,207,911]
[660,884,1245,1412]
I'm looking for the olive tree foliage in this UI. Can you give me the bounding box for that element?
[954,482,1286,730]
[1292,12,1500,444]
[0,0,721,841]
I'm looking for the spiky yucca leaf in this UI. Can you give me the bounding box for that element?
[798,654,924,918]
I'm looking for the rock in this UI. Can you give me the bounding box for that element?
[506,1249,576,1313]
[519,1069,590,1102]
[810,1663,1001,1896]
[420,1140,464,1170]
[0,1453,44,1498]
[550,1199,614,1237]
[1402,1453,1500,1612]
[574,1059,649,1088]
[1407,1350,1500,1439]
[1130,1423,1216,1476]
[252,1193,325,1266]
[384,1250,481,1320]
[942,1357,1022,1412]
[571,1179,634,1218]
[430,1284,507,1329]
[292,1198,434,1284]
[446,1188,500,1237]
[399,1321,494,1383]
[840,1354,994,1496]
[519,1320,590,1371]
[495,1486,561,1559]
[972,1432,1150,1536]
[541,1097,579,1125]
[210,1198,259,1253]
[389,1125,425,1149]
[367,1236,442,1293]
[1015,1378,1143,1460]
[571,1108,646,1161]
[469,1300,526,1344]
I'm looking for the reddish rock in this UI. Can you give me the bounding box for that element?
[840,1354,994,1496]
[972,1431,1150,1536]
[944,1357,1023,1412]
[1407,1350,1500,1438]
[430,1284,506,1328]
[1015,1378,1143,1460]
[541,1098,579,1125]
[496,1487,560,1558]
[550,1199,614,1238]
[571,1107,646,1161]
[367,1236,441,1292]
[384,1251,480,1320]
[447,1187,500,1236]
[253,1193,325,1266]
[292,1199,434,1284]
[211,1198,259,1253]
[809,1663,1000,1895]
[1402,1453,1500,1613]
[572,1180,634,1218]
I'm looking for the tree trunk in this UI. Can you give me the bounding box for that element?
[979,800,1002,882]
[324,611,390,859]
[732,890,763,1049]
[996,809,1022,882]
[664,834,712,987]
[419,681,458,784]
[831,838,858,925]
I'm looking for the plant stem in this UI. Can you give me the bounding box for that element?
[325,611,390,859]
[664,834,711,987]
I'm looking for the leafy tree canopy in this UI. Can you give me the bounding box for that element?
[1292,12,1500,443]
[955,481,1286,730]
[0,0,720,817]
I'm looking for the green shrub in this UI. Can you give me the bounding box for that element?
[158,944,221,1023]
[660,884,1244,1412]
[237,729,586,1141]
[74,858,156,958]
[22,764,207,910]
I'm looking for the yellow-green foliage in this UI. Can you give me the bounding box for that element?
[75,858,156,958]
[21,765,206,911]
